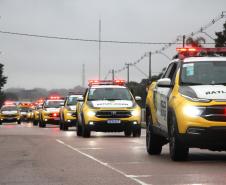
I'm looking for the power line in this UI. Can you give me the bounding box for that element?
[0,30,185,45]
[104,11,226,79]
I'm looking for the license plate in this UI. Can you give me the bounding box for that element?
[107,120,121,124]
[53,118,60,121]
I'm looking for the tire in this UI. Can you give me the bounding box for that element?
[146,110,163,155]
[33,120,38,126]
[77,123,82,136]
[169,113,189,161]
[124,128,132,137]
[132,127,141,137]
[81,115,90,138]
[59,122,63,130]
[62,115,68,131]
[17,120,21,124]
[39,117,46,128]
[0,121,2,125]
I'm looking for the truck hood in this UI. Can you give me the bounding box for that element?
[91,100,133,108]
[1,111,18,115]
[181,85,226,100]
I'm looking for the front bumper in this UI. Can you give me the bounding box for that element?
[42,116,60,124]
[179,126,226,151]
[1,116,20,123]
[86,121,141,132]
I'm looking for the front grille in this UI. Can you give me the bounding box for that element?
[95,110,131,118]
[2,114,17,118]
[202,106,226,122]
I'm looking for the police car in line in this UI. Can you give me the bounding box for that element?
[18,102,32,122]
[76,80,142,138]
[39,96,64,128]
[0,101,21,124]
[146,47,226,161]
[32,98,44,126]
[59,93,83,131]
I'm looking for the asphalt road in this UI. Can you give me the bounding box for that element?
[1,122,226,185]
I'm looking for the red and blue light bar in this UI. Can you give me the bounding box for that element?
[88,80,126,86]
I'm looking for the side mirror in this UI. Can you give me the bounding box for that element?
[77,96,84,102]
[157,78,172,87]
[135,96,142,101]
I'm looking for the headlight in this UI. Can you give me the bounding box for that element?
[183,106,205,117]
[179,86,211,103]
[131,110,140,116]
[87,110,95,117]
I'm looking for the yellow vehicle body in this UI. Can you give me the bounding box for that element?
[59,94,83,131]
[0,105,21,124]
[146,56,226,161]
[77,83,142,138]
[38,98,64,128]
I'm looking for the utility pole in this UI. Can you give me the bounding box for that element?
[82,64,85,87]
[112,69,115,81]
[98,19,101,80]
[183,35,186,47]
[125,63,130,83]
[149,52,152,80]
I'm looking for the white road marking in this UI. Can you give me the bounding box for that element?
[56,139,150,185]
[78,147,103,150]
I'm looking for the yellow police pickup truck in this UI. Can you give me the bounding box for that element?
[146,47,226,161]
[76,80,142,138]
[39,96,64,128]
[59,93,83,131]
[0,101,21,124]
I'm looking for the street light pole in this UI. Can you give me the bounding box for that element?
[98,19,101,80]
[149,52,152,80]
[112,69,115,81]
[126,63,130,83]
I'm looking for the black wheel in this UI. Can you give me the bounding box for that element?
[169,113,189,161]
[146,110,163,155]
[17,120,21,124]
[124,129,132,137]
[62,115,68,131]
[82,124,90,138]
[63,124,68,131]
[132,127,141,137]
[59,122,63,130]
[33,120,38,126]
[77,123,82,136]
[39,117,46,128]
[0,121,2,125]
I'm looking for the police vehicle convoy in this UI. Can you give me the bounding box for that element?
[59,93,83,131]
[76,80,142,138]
[39,96,64,128]
[0,101,21,124]
[146,47,226,161]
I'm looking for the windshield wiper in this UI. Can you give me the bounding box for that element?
[181,82,204,86]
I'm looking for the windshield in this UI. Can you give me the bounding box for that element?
[1,106,18,111]
[20,107,30,112]
[181,61,226,85]
[67,96,79,105]
[44,100,64,108]
[87,88,133,101]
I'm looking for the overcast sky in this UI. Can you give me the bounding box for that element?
[0,0,225,89]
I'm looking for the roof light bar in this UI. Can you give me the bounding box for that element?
[88,80,126,86]
[176,47,226,53]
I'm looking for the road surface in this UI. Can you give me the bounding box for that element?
[1,122,226,185]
